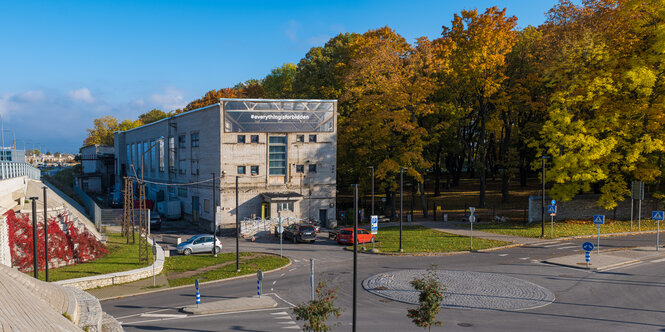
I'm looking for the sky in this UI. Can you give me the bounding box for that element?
[0,0,562,153]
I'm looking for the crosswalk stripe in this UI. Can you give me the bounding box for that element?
[271,312,289,316]
[651,257,665,263]
[282,326,300,329]
[519,257,529,260]
[498,254,508,257]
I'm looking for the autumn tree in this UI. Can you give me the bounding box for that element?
[341,27,433,209]
[440,7,518,207]
[84,115,119,146]
[536,0,665,209]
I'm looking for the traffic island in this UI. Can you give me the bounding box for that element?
[543,246,665,271]
[181,295,278,315]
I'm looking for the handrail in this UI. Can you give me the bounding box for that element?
[0,161,40,181]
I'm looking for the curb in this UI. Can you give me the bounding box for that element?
[96,254,293,301]
[343,242,527,256]
[542,248,665,272]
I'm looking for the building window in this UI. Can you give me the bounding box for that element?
[126,145,130,165]
[269,136,286,175]
[168,186,175,194]
[159,140,165,172]
[309,164,317,173]
[169,136,176,173]
[179,135,186,149]
[204,199,210,213]
[251,165,259,175]
[237,135,246,143]
[142,142,148,169]
[250,135,259,143]
[237,165,246,174]
[277,202,294,212]
[296,135,304,142]
[191,132,200,147]
[191,160,199,175]
[309,135,317,142]
[178,187,187,198]
[296,165,304,173]
[150,140,156,171]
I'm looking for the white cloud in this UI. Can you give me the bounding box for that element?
[67,88,95,103]
[149,87,186,111]
[284,20,300,42]
[17,90,45,102]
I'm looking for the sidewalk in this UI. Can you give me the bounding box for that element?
[544,246,665,271]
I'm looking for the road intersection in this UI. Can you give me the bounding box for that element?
[102,227,665,331]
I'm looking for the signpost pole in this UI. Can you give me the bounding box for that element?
[582,242,594,270]
[470,217,473,250]
[550,215,554,238]
[597,225,600,255]
[658,220,660,251]
[630,198,634,230]
[279,215,283,259]
[639,198,642,231]
[310,258,314,301]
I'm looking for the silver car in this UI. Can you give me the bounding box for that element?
[177,234,222,255]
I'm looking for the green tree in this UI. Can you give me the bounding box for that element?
[407,266,444,331]
[84,115,119,146]
[292,281,341,332]
[263,63,297,98]
[138,108,169,124]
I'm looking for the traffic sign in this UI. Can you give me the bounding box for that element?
[277,225,283,234]
[257,269,263,281]
[551,199,556,205]
[195,278,199,290]
[469,215,476,223]
[370,215,378,235]
[652,211,664,221]
[582,242,594,251]
[593,215,605,225]
[547,205,557,215]
[585,251,591,262]
[469,207,476,214]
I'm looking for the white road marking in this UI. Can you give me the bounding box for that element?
[557,246,577,250]
[519,257,529,260]
[116,309,170,319]
[280,273,286,277]
[271,288,274,291]
[294,259,300,263]
[123,307,292,325]
[282,326,300,329]
[270,293,296,307]
[139,313,188,318]
[271,312,289,316]
[278,321,296,324]
[498,254,508,257]
[651,257,665,263]
[274,316,292,320]
[543,243,567,248]
[288,268,296,272]
[273,280,277,285]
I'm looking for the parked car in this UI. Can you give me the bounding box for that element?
[283,224,317,243]
[149,212,162,231]
[176,234,222,255]
[336,228,374,245]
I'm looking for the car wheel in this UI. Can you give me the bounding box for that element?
[183,248,192,256]
[214,246,222,254]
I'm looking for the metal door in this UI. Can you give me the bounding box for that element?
[319,209,327,227]
[192,196,200,223]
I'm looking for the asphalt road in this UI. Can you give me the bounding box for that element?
[102,231,665,331]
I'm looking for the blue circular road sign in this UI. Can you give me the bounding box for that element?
[551,199,556,205]
[582,242,594,251]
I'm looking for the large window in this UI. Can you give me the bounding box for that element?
[159,140,165,172]
[178,187,187,198]
[150,139,156,171]
[179,135,186,149]
[191,132,200,147]
[269,136,286,175]
[251,165,259,175]
[250,135,259,143]
[169,136,175,173]
[309,164,317,173]
[277,202,294,212]
[237,165,246,174]
[191,160,199,175]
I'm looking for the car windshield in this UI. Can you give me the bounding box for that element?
[301,226,314,232]
[184,236,199,244]
[340,230,352,235]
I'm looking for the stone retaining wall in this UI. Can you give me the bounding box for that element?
[529,194,665,222]
[56,237,165,290]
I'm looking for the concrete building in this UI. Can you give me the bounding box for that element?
[114,98,337,231]
[77,144,115,194]
[0,147,25,163]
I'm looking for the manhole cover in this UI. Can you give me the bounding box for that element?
[363,270,555,311]
[457,323,473,327]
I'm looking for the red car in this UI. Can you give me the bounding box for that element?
[337,228,374,245]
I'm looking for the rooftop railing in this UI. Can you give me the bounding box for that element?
[0,161,40,181]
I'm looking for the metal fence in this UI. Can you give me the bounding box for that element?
[0,161,40,180]
[73,182,102,231]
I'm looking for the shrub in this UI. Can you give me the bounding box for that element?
[292,281,342,332]
[407,266,444,331]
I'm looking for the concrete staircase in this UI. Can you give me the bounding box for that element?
[0,264,123,331]
[101,208,124,226]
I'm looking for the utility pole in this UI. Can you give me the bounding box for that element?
[42,186,49,281]
[29,197,38,278]
[368,166,374,216]
[236,176,240,272]
[541,156,549,238]
[212,173,217,257]
[352,184,359,332]
[400,167,407,252]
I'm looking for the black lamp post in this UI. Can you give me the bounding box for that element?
[400,167,407,252]
[541,156,550,237]
[368,166,374,216]
[29,196,38,278]
[236,175,240,272]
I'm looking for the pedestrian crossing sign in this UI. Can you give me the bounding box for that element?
[593,215,605,225]
[547,205,557,215]
[652,211,664,221]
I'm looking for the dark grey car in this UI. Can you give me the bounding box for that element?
[283,224,317,243]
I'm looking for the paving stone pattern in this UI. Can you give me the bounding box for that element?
[363,269,555,311]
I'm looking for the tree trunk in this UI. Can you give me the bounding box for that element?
[420,182,428,218]
[501,114,512,203]
[434,148,442,196]
[479,103,488,208]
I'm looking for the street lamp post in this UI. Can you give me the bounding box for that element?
[400,167,407,252]
[29,196,39,278]
[352,183,359,332]
[541,156,550,238]
[43,186,49,281]
[212,172,217,257]
[368,166,374,216]
[236,176,240,272]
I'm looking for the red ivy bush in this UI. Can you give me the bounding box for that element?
[4,210,108,272]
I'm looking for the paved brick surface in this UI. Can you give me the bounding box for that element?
[363,269,555,311]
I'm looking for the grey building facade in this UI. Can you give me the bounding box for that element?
[114,98,337,231]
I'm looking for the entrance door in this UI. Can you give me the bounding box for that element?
[192,196,200,223]
[319,209,328,227]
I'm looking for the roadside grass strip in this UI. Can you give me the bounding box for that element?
[357,225,508,253]
[473,219,661,238]
[34,232,152,281]
[165,252,289,287]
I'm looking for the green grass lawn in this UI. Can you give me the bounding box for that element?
[165,252,289,287]
[362,225,508,253]
[473,219,662,238]
[35,233,152,281]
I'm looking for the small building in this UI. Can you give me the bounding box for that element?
[114,98,337,231]
[77,145,115,194]
[0,148,25,163]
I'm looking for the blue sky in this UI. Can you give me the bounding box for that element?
[0,0,561,153]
